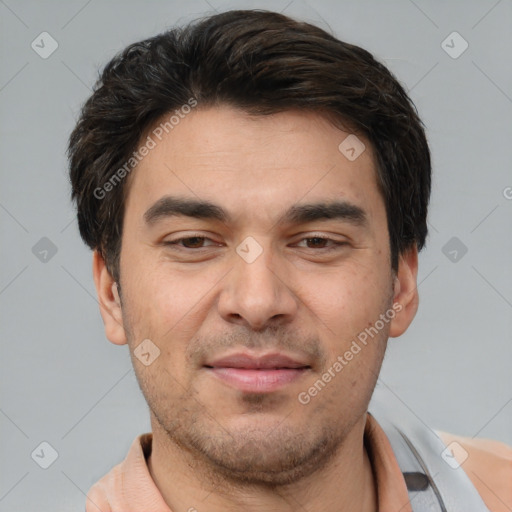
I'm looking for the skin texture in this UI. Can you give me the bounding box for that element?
[93,106,419,511]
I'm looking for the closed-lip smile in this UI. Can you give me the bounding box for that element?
[204,352,311,392]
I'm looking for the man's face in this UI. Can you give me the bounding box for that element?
[97,106,416,484]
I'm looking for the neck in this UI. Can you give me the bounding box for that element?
[147,413,377,512]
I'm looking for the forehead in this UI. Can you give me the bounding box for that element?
[124,106,384,228]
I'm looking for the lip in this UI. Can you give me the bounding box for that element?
[204,352,311,393]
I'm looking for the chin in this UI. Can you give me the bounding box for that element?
[186,419,344,487]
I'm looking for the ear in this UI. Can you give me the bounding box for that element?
[389,246,419,338]
[92,250,127,345]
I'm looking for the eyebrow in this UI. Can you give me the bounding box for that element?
[278,201,368,228]
[144,196,228,224]
[143,195,368,228]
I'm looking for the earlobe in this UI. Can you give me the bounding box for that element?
[92,251,127,345]
[389,246,419,338]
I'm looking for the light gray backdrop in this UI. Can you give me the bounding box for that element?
[1,0,511,510]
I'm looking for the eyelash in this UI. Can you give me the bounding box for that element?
[163,236,221,249]
[163,235,347,251]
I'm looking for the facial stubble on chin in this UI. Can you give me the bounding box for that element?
[120,279,394,488]
[148,381,350,488]
[128,347,387,488]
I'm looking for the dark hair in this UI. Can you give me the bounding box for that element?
[68,9,431,282]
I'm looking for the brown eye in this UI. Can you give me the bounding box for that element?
[294,236,347,251]
[305,237,329,248]
[163,235,220,250]
[180,237,206,248]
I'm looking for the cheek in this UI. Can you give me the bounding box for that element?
[121,262,221,346]
[122,271,208,396]
[300,263,391,338]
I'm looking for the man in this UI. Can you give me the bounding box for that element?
[68,9,511,512]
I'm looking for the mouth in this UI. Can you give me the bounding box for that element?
[204,352,312,393]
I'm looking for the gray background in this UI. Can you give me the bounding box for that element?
[1,0,511,510]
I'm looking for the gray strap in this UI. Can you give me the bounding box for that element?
[369,386,491,511]
[368,405,445,511]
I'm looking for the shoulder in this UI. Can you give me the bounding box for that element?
[437,430,512,512]
[85,462,124,512]
[85,433,152,512]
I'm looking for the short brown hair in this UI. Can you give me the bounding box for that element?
[68,9,431,281]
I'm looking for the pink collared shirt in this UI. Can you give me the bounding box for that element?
[85,414,511,512]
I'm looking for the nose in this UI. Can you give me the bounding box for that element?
[217,240,298,331]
